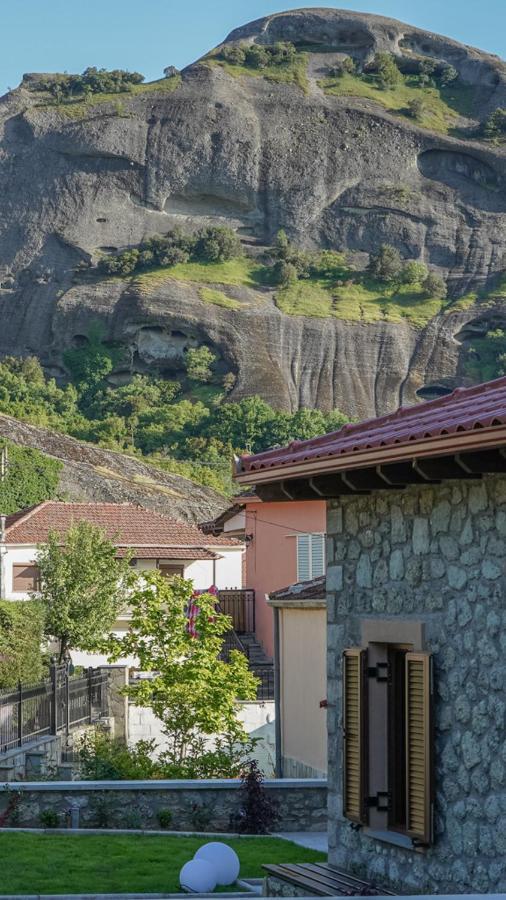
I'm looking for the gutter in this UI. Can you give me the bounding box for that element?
[235,424,506,486]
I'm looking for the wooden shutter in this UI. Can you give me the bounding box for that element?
[405,652,433,845]
[12,563,40,592]
[343,648,368,825]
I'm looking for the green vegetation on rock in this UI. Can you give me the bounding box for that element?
[320,54,475,135]
[0,439,61,514]
[207,41,309,93]
[199,286,241,309]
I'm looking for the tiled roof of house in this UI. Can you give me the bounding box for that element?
[115,547,218,560]
[269,575,326,603]
[5,502,241,548]
[236,377,506,482]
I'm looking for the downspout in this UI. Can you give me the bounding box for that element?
[272,603,283,778]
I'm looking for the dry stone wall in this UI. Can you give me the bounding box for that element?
[326,473,506,894]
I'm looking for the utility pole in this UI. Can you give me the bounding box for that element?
[0,445,8,600]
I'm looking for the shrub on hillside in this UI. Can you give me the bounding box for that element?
[372,53,402,89]
[483,108,506,139]
[367,244,402,282]
[423,271,447,298]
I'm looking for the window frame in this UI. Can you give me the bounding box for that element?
[12,562,41,593]
[296,532,325,582]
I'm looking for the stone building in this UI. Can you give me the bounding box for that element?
[235,377,506,895]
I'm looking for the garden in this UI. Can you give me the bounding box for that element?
[0,832,326,894]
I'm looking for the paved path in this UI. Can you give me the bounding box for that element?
[278,832,328,852]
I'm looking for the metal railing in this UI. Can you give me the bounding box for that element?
[253,666,275,701]
[218,589,255,634]
[0,664,108,754]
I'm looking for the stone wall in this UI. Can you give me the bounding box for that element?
[0,778,326,832]
[326,473,506,895]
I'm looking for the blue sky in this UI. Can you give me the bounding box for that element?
[1,0,504,95]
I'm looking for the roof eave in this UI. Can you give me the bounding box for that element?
[235,424,506,486]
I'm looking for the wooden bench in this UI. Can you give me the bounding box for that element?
[262,863,396,897]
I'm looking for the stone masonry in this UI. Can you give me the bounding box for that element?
[326,473,506,894]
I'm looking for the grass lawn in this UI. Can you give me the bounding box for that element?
[204,53,310,94]
[320,72,475,135]
[0,833,326,895]
[275,277,445,328]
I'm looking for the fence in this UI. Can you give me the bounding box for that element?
[0,664,108,754]
[217,589,255,633]
[253,666,275,701]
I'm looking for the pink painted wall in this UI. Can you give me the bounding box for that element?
[243,499,326,657]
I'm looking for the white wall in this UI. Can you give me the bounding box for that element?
[128,700,276,775]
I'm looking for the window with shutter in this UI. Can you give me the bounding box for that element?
[341,641,434,848]
[297,533,325,581]
[405,652,433,846]
[12,563,40,592]
[343,648,367,825]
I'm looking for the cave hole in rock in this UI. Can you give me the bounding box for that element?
[416,383,454,400]
[71,334,89,349]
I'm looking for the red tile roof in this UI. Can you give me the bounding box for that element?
[236,377,506,483]
[5,502,241,548]
[116,547,218,560]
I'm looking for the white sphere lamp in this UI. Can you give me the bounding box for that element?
[179,858,218,893]
[194,842,241,886]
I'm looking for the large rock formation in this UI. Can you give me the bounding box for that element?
[0,8,505,418]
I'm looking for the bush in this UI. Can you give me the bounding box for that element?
[33,68,145,100]
[185,346,216,383]
[157,808,173,829]
[440,63,458,86]
[269,42,297,65]
[78,732,160,780]
[0,601,45,688]
[272,259,298,286]
[194,226,243,263]
[417,58,437,87]
[233,761,279,834]
[367,244,402,283]
[330,56,355,77]
[401,260,428,285]
[483,108,506,139]
[423,271,447,298]
[373,53,401,89]
[407,97,425,120]
[191,802,214,831]
[221,45,247,66]
[39,809,59,828]
[244,45,270,69]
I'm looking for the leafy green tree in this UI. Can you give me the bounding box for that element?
[440,64,458,87]
[272,259,298,286]
[194,226,242,263]
[417,59,437,86]
[373,53,401,89]
[331,56,355,77]
[107,573,258,768]
[0,600,45,688]
[185,347,216,383]
[244,45,270,69]
[63,325,120,408]
[37,521,133,663]
[367,244,402,283]
[269,42,297,65]
[401,260,428,285]
[0,441,61,514]
[483,108,506,139]
[423,270,447,298]
[221,45,247,66]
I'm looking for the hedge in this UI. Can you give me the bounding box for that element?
[0,600,45,688]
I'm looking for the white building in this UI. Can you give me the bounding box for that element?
[1,501,244,667]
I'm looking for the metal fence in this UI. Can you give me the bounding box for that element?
[0,665,108,754]
[253,666,275,701]
[218,589,255,633]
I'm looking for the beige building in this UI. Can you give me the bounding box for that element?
[268,576,327,779]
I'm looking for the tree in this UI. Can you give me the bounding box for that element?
[0,441,61,514]
[0,600,45,688]
[194,226,242,263]
[221,45,247,66]
[440,64,458,87]
[244,45,270,69]
[417,59,437,86]
[272,259,298,286]
[185,346,216,383]
[373,53,401,89]
[107,573,258,769]
[330,56,355,77]
[483,108,506,139]
[401,260,428,285]
[423,271,447,298]
[37,521,133,663]
[367,244,402,283]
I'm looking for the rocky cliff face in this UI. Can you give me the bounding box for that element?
[0,8,505,418]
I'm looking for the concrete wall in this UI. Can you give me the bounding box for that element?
[244,499,326,655]
[326,474,506,895]
[0,778,327,832]
[128,700,276,776]
[279,606,327,778]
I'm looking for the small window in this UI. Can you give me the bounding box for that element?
[12,563,40,593]
[158,564,184,578]
[297,533,325,581]
[342,644,434,847]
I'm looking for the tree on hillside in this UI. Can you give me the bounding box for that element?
[373,52,401,89]
[107,573,258,773]
[367,244,402,283]
[0,441,61,514]
[37,522,133,663]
